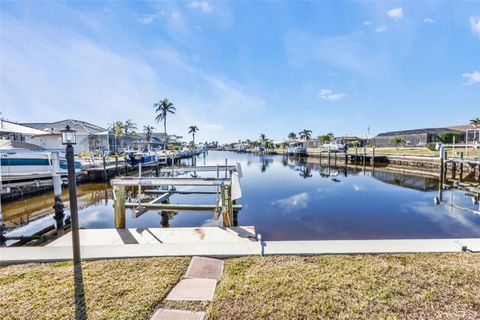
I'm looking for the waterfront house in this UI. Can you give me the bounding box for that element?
[0,119,53,141]
[22,119,112,155]
[372,127,465,147]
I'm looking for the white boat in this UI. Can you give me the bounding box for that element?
[324,143,346,153]
[0,151,81,182]
[287,142,307,155]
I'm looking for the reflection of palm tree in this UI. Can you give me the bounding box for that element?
[300,166,312,178]
[159,210,176,228]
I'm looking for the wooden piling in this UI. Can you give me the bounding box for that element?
[103,156,107,181]
[115,156,119,176]
[113,186,126,228]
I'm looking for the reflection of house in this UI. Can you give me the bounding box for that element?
[22,119,112,155]
[372,171,437,191]
[373,127,464,147]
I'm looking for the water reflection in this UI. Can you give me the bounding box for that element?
[2,151,480,242]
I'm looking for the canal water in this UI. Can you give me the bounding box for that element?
[3,151,480,242]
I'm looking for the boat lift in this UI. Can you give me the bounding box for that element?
[110,163,243,228]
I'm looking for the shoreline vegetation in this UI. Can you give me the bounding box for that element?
[1,253,479,319]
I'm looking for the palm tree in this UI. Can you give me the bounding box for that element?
[109,121,125,152]
[154,98,176,150]
[124,119,137,150]
[288,132,297,139]
[470,118,480,128]
[299,129,312,140]
[259,133,268,146]
[143,125,155,150]
[188,125,199,148]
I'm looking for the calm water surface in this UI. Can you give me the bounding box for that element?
[4,151,480,241]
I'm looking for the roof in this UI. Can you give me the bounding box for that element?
[0,140,46,151]
[377,127,464,137]
[22,119,109,135]
[0,119,52,136]
[447,124,477,132]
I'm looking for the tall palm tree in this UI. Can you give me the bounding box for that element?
[124,119,137,150]
[154,98,176,150]
[470,118,480,128]
[109,121,125,152]
[188,125,199,148]
[259,133,268,146]
[299,129,312,140]
[288,132,297,139]
[143,125,155,150]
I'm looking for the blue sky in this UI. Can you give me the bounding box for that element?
[1,1,479,142]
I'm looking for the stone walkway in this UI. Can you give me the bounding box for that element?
[150,256,224,320]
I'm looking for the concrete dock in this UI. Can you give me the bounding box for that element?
[0,227,479,264]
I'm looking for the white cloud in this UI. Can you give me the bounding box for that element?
[387,7,403,20]
[272,192,310,212]
[363,20,373,26]
[470,16,480,37]
[376,25,387,33]
[318,89,345,101]
[462,71,480,86]
[423,17,435,24]
[171,10,182,22]
[190,1,213,13]
[138,14,157,25]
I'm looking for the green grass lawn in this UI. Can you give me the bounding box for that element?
[208,254,480,320]
[0,257,189,320]
[1,254,479,319]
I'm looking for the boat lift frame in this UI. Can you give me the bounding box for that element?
[110,164,242,228]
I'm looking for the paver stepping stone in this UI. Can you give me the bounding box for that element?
[150,309,206,320]
[185,256,224,280]
[165,278,217,301]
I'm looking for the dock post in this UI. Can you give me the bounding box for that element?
[103,156,107,181]
[439,146,445,193]
[355,147,358,164]
[363,147,366,168]
[115,156,119,176]
[51,152,65,235]
[459,152,464,182]
[222,186,233,227]
[371,147,375,167]
[113,185,126,228]
[334,152,337,166]
[328,148,331,166]
[225,159,228,178]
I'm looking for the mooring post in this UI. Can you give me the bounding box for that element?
[113,185,126,228]
[103,155,107,181]
[363,147,366,168]
[115,156,119,176]
[334,152,337,166]
[371,146,376,167]
[225,159,228,178]
[51,152,65,235]
[222,186,233,227]
[439,145,445,192]
[355,147,358,164]
[459,152,464,182]
[328,147,331,166]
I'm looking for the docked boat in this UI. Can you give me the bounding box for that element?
[1,151,81,182]
[125,151,158,166]
[287,142,307,156]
